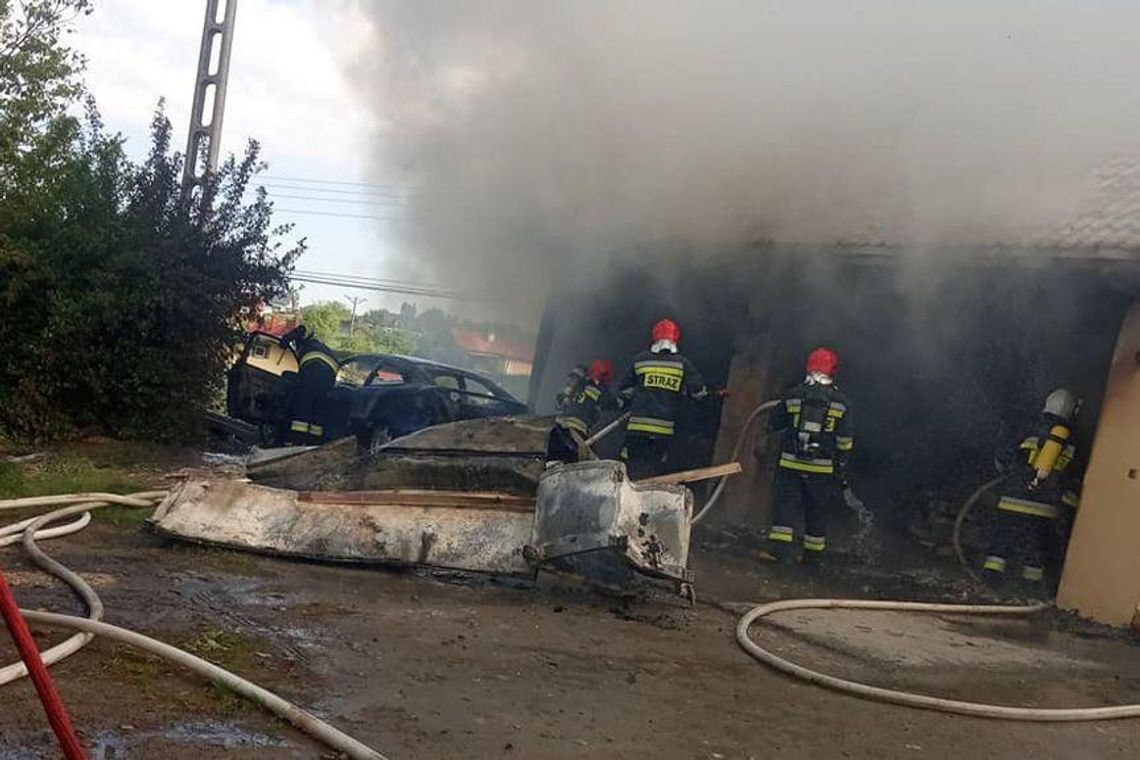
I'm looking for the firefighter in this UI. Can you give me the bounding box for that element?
[278,325,340,445]
[555,364,589,410]
[981,388,1082,595]
[546,359,620,463]
[616,319,709,479]
[766,347,853,565]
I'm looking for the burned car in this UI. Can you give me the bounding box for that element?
[226,331,529,450]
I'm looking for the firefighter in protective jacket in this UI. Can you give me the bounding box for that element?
[547,360,620,463]
[555,364,589,410]
[278,325,340,445]
[616,319,709,479]
[982,388,1082,594]
[766,347,853,564]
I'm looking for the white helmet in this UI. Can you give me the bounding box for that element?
[1043,388,1080,421]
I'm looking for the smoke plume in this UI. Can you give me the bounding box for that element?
[345,1,1140,313]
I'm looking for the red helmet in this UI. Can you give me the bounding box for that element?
[651,318,681,344]
[806,347,839,376]
[588,359,613,385]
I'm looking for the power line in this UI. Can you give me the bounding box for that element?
[275,208,399,221]
[294,275,455,297]
[291,272,455,296]
[289,273,466,300]
[255,192,408,206]
[255,182,409,198]
[261,174,403,189]
[289,269,462,298]
[293,269,447,291]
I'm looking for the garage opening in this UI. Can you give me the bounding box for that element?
[530,244,1135,547]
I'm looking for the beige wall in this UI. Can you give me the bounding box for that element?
[245,334,298,376]
[1057,300,1140,626]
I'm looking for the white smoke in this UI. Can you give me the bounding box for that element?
[344,1,1140,313]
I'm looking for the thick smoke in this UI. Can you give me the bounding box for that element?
[345,1,1140,313]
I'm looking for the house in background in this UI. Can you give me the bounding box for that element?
[450,326,534,377]
[450,326,535,399]
[248,308,300,338]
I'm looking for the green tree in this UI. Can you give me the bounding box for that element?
[0,101,303,441]
[367,324,417,356]
[300,301,350,346]
[0,0,91,172]
[0,1,303,442]
[300,301,418,356]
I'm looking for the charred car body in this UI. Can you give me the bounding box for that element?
[226,331,529,449]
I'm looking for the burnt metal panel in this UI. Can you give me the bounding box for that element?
[531,460,693,583]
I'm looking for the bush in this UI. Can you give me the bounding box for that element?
[0,107,302,441]
[0,1,302,442]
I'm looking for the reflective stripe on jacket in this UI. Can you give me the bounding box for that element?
[996,495,1059,519]
[770,381,853,476]
[300,349,339,373]
[617,350,707,438]
[556,379,617,435]
[778,452,836,475]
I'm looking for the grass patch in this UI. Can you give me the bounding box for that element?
[56,439,195,470]
[94,504,155,528]
[203,682,251,717]
[110,648,166,689]
[178,626,262,672]
[0,455,154,532]
[176,626,265,715]
[0,457,145,500]
[105,632,260,717]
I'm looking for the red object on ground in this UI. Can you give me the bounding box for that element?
[0,568,87,759]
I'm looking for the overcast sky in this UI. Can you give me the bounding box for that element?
[73,0,436,313]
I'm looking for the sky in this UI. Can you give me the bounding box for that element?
[72,0,444,314]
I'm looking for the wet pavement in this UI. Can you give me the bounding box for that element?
[1,522,1139,758]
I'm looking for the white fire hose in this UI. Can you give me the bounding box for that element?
[578,402,1140,721]
[736,597,1140,721]
[952,474,1011,582]
[8,483,1140,733]
[693,400,778,523]
[0,492,387,760]
[583,400,780,524]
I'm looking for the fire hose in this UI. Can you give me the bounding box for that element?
[952,474,1011,582]
[584,400,781,524]
[735,597,1140,721]
[692,400,778,523]
[582,403,1140,720]
[704,416,1140,720]
[6,490,1140,733]
[0,492,387,760]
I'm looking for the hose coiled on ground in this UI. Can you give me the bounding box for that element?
[0,491,387,759]
[736,597,1140,721]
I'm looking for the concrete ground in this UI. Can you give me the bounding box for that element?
[2,520,1140,759]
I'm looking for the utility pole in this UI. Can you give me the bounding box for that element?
[182,0,239,199]
[345,295,365,337]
